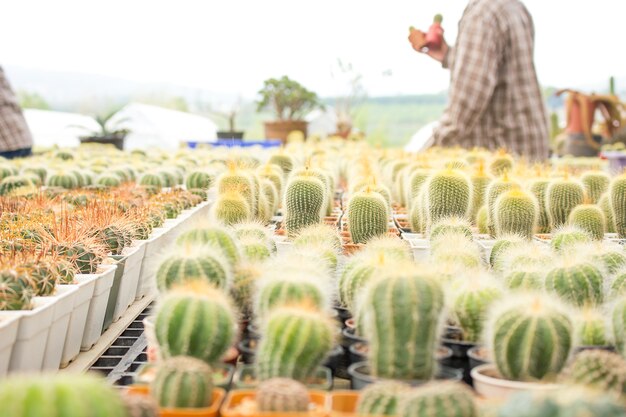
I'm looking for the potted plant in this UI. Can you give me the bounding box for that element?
[212,100,245,140]
[256,76,322,143]
[330,59,366,138]
[79,109,130,151]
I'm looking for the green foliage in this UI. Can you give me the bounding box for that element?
[256,76,322,121]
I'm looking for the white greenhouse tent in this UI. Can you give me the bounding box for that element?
[23,109,100,148]
[108,103,218,150]
[404,121,439,153]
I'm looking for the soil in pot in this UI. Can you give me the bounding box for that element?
[347,361,462,390]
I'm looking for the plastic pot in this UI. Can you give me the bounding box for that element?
[102,255,127,332]
[0,315,20,377]
[81,264,117,351]
[42,285,79,370]
[233,364,333,391]
[237,339,257,365]
[467,346,490,374]
[127,385,225,417]
[471,364,561,400]
[60,274,97,368]
[347,361,462,390]
[220,389,326,417]
[328,390,359,417]
[441,337,478,385]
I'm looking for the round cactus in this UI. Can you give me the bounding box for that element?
[347,189,389,244]
[338,253,383,312]
[544,260,603,307]
[407,169,430,202]
[20,166,46,182]
[397,381,477,417]
[258,164,284,196]
[0,175,34,195]
[356,380,411,417]
[610,175,626,239]
[0,164,16,180]
[452,278,502,343]
[138,172,163,191]
[95,174,121,188]
[231,262,262,318]
[256,378,310,413]
[551,226,592,252]
[504,269,544,291]
[217,167,255,211]
[255,273,329,319]
[494,188,538,240]
[470,163,492,222]
[152,356,214,409]
[561,349,626,396]
[489,153,514,177]
[409,201,424,233]
[360,263,445,380]
[239,236,272,262]
[155,282,236,364]
[488,294,573,381]
[0,373,127,417]
[581,171,610,204]
[569,204,606,241]
[364,236,412,261]
[255,306,335,381]
[293,224,342,249]
[185,170,214,190]
[529,178,551,233]
[489,234,525,271]
[284,171,326,237]
[546,178,585,230]
[425,168,472,225]
[599,193,617,233]
[47,172,78,189]
[260,179,279,215]
[175,226,240,268]
[476,205,489,234]
[486,174,519,237]
[576,309,611,347]
[155,246,231,291]
[0,269,33,311]
[268,153,294,176]
[612,297,626,356]
[610,269,626,299]
[431,233,482,270]
[22,260,59,296]
[56,242,103,274]
[212,191,251,226]
[429,216,473,242]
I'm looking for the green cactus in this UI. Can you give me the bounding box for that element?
[364,236,413,261]
[185,170,214,190]
[338,253,383,313]
[0,269,33,310]
[529,178,551,234]
[561,349,626,396]
[612,297,626,356]
[504,269,544,291]
[409,201,424,233]
[470,164,492,222]
[212,191,251,226]
[56,242,102,274]
[155,282,236,364]
[138,172,163,191]
[284,171,326,237]
[158,169,177,187]
[261,179,279,215]
[23,166,47,183]
[486,174,520,236]
[425,168,472,225]
[611,269,626,299]
[293,224,342,249]
[476,205,489,234]
[599,193,617,233]
[494,189,538,240]
[256,306,335,381]
[546,178,585,229]
[610,175,626,239]
[453,279,502,343]
[22,261,59,296]
[569,204,606,240]
[239,236,272,262]
[217,167,255,211]
[255,273,328,319]
[407,169,430,202]
[431,234,482,270]
[268,153,294,176]
[233,221,272,242]
[0,373,127,417]
[356,381,411,416]
[156,246,230,291]
[95,174,121,188]
[0,164,16,180]
[397,381,477,417]
[489,294,573,381]
[230,262,261,318]
[0,175,34,195]
[356,181,392,211]
[258,164,284,196]
[256,378,310,413]
[576,309,611,347]
[551,226,592,252]
[152,356,214,409]
[429,216,473,242]
[489,235,525,271]
[581,171,610,204]
[360,263,445,380]
[121,391,158,417]
[594,245,626,275]
[176,226,240,268]
[347,189,389,244]
[544,260,603,307]
[489,153,514,177]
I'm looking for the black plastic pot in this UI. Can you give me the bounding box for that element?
[334,306,352,327]
[441,338,477,385]
[237,338,257,364]
[217,131,244,140]
[349,344,453,368]
[574,345,616,354]
[323,345,344,375]
[247,323,261,340]
[467,346,490,372]
[347,362,462,390]
[80,134,125,150]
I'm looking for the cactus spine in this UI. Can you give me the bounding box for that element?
[155,283,235,364]
[398,381,477,417]
[426,168,472,225]
[569,204,606,240]
[347,189,389,244]
[551,226,591,252]
[255,274,327,319]
[545,261,603,307]
[561,350,626,396]
[284,171,326,237]
[152,356,214,409]
[546,178,585,229]
[429,217,473,242]
[268,153,294,176]
[356,381,411,416]
[156,247,230,291]
[576,309,610,347]
[489,294,573,381]
[581,171,610,204]
[256,378,310,412]
[476,205,488,234]
[529,178,551,234]
[489,152,514,177]
[610,175,626,238]
[494,188,538,239]
[255,306,335,381]
[360,264,444,380]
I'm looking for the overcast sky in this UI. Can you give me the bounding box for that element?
[2,0,624,98]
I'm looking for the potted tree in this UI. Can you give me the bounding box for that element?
[213,100,245,140]
[79,110,130,151]
[256,76,322,143]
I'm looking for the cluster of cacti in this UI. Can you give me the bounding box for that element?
[152,356,214,409]
[256,378,310,412]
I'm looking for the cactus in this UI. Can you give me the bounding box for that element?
[269,153,294,176]
[138,172,163,191]
[212,191,251,226]
[504,269,544,291]
[233,221,272,242]
[256,306,335,381]
[217,166,255,211]
[347,189,389,244]
[156,246,231,291]
[429,216,473,242]
[476,205,488,234]
[96,174,121,188]
[356,182,392,210]
[0,373,127,417]
[158,169,178,187]
[612,297,626,356]
[356,381,411,416]
[452,278,502,343]
[0,175,34,195]
[544,259,603,307]
[529,178,551,234]
[470,163,492,222]
[185,170,214,190]
[240,236,272,262]
[599,193,617,233]
[176,226,240,268]
[0,269,33,310]
[121,391,158,417]
[397,381,477,417]
[0,164,16,180]
[610,175,626,239]
[611,269,626,299]
[581,171,610,204]
[488,294,573,381]
[431,233,482,270]
[576,309,611,347]
[258,164,284,195]
[561,350,626,396]
[338,253,382,312]
[551,225,591,252]
[425,168,472,225]
[56,242,103,274]
[152,356,214,409]
[407,169,430,202]
[489,152,514,177]
[364,236,412,261]
[409,201,424,233]
[546,178,585,229]
[489,234,525,271]
[360,263,445,380]
[261,179,279,214]
[494,189,538,240]
[293,224,342,249]
[231,262,262,318]
[254,273,328,319]
[47,172,78,189]
[22,260,59,296]
[486,174,519,236]
[256,378,310,412]
[155,282,236,364]
[284,171,326,237]
[593,244,626,275]
[569,204,606,240]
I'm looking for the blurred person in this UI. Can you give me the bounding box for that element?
[0,66,33,159]
[409,0,549,161]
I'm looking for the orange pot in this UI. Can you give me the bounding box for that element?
[125,386,226,417]
[264,121,308,143]
[329,391,359,417]
[220,389,327,417]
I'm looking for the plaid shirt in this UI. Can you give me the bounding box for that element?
[432,0,549,161]
[0,66,33,152]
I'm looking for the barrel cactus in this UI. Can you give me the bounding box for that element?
[254,272,329,320]
[0,269,33,311]
[551,226,592,252]
[610,175,626,239]
[258,164,284,196]
[239,236,272,262]
[211,190,251,226]
[489,234,525,271]
[489,152,514,177]
[138,172,163,191]
[529,178,551,234]
[256,378,309,413]
[494,188,538,239]
[255,306,335,381]
[217,166,255,211]
[544,259,603,307]
[568,204,606,241]
[504,268,544,291]
[175,226,240,268]
[488,294,573,381]
[581,171,610,204]
[347,189,389,244]
[155,282,236,364]
[338,253,384,312]
[425,168,472,225]
[429,216,473,242]
[476,205,489,234]
[452,278,502,343]
[398,381,477,417]
[561,349,626,396]
[486,174,519,236]
[364,236,412,261]
[356,381,411,416]
[185,170,214,190]
[611,269,626,299]
[612,297,626,356]
[575,309,611,347]
[470,163,492,222]
[284,171,326,237]
[360,263,445,380]
[155,246,231,291]
[121,392,158,417]
[546,178,585,230]
[268,153,294,176]
[599,192,617,233]
[152,356,214,409]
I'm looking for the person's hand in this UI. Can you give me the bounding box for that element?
[408,27,449,64]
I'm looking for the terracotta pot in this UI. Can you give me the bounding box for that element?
[220,389,327,417]
[471,364,561,401]
[264,121,308,143]
[328,390,359,417]
[126,386,226,417]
